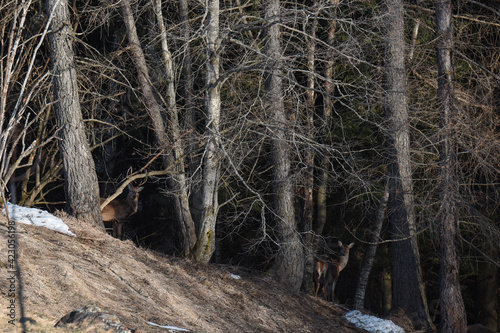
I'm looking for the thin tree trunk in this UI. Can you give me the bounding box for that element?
[354,184,389,310]
[178,0,195,132]
[153,0,197,256]
[178,0,203,228]
[384,0,433,329]
[192,0,221,263]
[265,0,304,292]
[121,0,196,255]
[47,0,102,227]
[435,0,467,331]
[316,14,337,237]
[301,9,318,294]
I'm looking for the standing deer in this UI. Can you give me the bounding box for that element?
[313,260,330,298]
[100,184,144,240]
[314,241,355,302]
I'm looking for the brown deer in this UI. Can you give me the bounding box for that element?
[313,260,329,298]
[100,184,144,240]
[314,241,354,302]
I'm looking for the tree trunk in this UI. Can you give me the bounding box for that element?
[354,185,389,310]
[153,0,197,256]
[178,0,202,227]
[265,0,304,292]
[384,0,433,329]
[435,1,467,332]
[315,14,337,237]
[301,9,318,294]
[120,0,197,255]
[46,0,102,227]
[178,0,196,135]
[192,0,221,263]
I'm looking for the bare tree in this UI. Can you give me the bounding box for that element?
[384,0,434,328]
[265,0,304,292]
[354,185,389,310]
[384,0,433,329]
[300,4,319,294]
[0,1,40,203]
[153,0,197,255]
[315,4,337,238]
[120,0,197,255]
[193,0,222,263]
[435,0,467,331]
[47,0,102,226]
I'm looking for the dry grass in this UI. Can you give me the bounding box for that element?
[0,212,364,333]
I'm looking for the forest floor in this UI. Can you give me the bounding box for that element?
[0,211,413,333]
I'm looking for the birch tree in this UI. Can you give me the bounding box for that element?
[193,0,221,263]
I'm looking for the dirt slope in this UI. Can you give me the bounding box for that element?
[0,212,364,333]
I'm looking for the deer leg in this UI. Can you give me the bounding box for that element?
[117,222,124,240]
[313,271,319,297]
[324,281,331,302]
[315,280,323,298]
[112,220,121,239]
[331,275,339,303]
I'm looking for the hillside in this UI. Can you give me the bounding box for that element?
[0,210,395,333]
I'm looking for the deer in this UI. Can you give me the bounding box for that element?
[313,240,355,302]
[313,260,330,298]
[100,184,144,240]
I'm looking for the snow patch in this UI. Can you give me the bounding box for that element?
[2,203,75,236]
[146,321,190,331]
[344,310,405,333]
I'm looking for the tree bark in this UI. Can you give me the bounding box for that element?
[178,0,202,227]
[435,1,467,331]
[178,0,196,134]
[301,9,318,294]
[47,0,102,227]
[265,0,304,292]
[153,0,197,256]
[120,0,197,255]
[384,0,433,329]
[354,185,389,310]
[192,0,221,263]
[316,13,337,237]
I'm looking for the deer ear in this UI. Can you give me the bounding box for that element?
[348,242,355,248]
[137,186,144,192]
[338,240,343,247]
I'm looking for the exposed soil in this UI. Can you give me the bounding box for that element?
[0,212,375,333]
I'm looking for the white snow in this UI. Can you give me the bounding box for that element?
[2,203,75,236]
[344,310,405,333]
[146,321,190,331]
